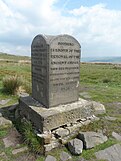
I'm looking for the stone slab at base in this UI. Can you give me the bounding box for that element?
[19,96,94,133]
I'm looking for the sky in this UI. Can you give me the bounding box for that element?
[0,0,121,57]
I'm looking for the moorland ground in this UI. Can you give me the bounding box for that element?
[0,54,121,161]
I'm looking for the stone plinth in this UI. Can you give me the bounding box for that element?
[19,96,94,133]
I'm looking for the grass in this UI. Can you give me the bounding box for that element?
[0,61,31,107]
[15,118,44,154]
[0,52,30,61]
[2,75,23,94]
[0,129,8,138]
[0,54,121,160]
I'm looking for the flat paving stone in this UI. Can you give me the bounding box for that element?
[60,151,72,161]
[112,132,121,141]
[78,131,108,149]
[12,146,28,155]
[95,144,121,161]
[45,155,56,161]
[3,128,22,148]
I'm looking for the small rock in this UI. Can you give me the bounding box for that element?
[105,116,117,121]
[68,138,83,155]
[79,92,91,99]
[87,115,100,121]
[80,120,91,126]
[95,144,121,161]
[45,155,56,161]
[60,151,72,161]
[18,92,29,97]
[44,141,60,152]
[65,123,82,134]
[0,116,12,128]
[3,128,22,148]
[37,130,52,144]
[54,128,69,137]
[3,137,15,148]
[78,131,108,149]
[80,118,87,121]
[67,123,71,127]
[0,99,11,105]
[60,130,79,145]
[92,101,106,115]
[112,132,121,141]
[0,152,8,160]
[12,146,28,155]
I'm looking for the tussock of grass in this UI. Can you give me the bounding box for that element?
[2,75,23,94]
[15,118,44,154]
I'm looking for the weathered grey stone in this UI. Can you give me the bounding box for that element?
[88,115,100,121]
[80,120,91,126]
[37,130,52,144]
[105,116,117,121]
[0,116,12,128]
[60,151,72,161]
[44,141,60,152]
[18,92,29,97]
[92,101,106,115]
[19,97,94,132]
[54,128,69,137]
[31,34,81,108]
[60,130,79,145]
[0,99,11,105]
[78,131,108,149]
[0,152,8,160]
[112,132,121,141]
[65,122,83,134]
[3,128,22,148]
[45,155,56,161]
[68,138,83,155]
[80,118,87,121]
[12,146,28,155]
[79,92,91,99]
[95,144,121,161]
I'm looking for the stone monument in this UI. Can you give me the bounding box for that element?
[19,34,94,133]
[17,34,106,153]
[31,34,81,108]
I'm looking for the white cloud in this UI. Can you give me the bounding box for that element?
[0,0,121,57]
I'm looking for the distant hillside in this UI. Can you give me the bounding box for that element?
[0,52,30,61]
[81,57,121,63]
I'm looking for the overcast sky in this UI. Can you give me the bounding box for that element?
[0,0,121,57]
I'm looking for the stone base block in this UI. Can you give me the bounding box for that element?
[19,96,94,133]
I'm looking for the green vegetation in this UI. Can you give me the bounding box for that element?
[0,54,121,160]
[80,63,121,104]
[0,129,8,138]
[15,119,44,154]
[0,57,31,107]
[2,75,23,94]
[0,52,30,61]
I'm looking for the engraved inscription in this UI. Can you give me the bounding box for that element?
[49,38,80,93]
